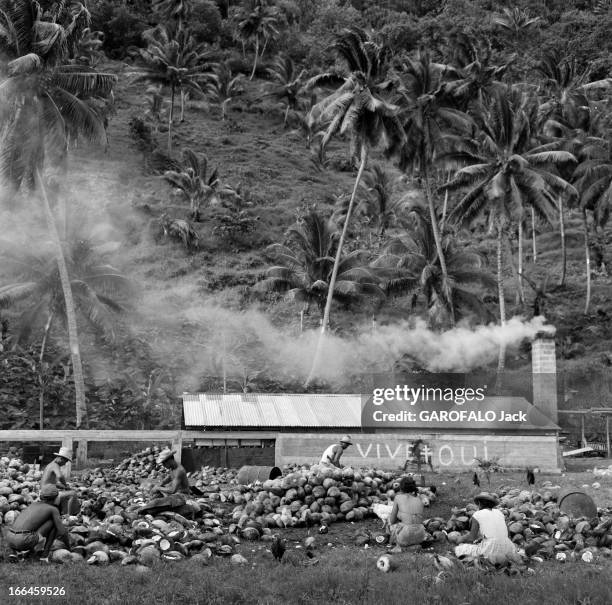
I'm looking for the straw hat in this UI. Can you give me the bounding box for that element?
[53,446,72,461]
[340,435,353,445]
[474,492,499,506]
[157,449,176,463]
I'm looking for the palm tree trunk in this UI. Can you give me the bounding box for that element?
[38,311,54,430]
[305,146,369,387]
[261,35,270,58]
[496,224,506,375]
[517,220,525,305]
[531,205,537,263]
[180,90,185,123]
[168,83,175,154]
[559,197,566,286]
[37,171,88,428]
[583,208,591,314]
[249,36,260,81]
[423,167,453,326]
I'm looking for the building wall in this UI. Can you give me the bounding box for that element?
[181,446,275,472]
[275,432,561,472]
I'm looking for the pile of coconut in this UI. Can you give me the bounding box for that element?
[2,450,612,567]
[428,487,612,562]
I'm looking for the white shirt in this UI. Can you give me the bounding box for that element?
[320,444,341,465]
[472,508,509,541]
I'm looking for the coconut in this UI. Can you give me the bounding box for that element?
[376,554,397,573]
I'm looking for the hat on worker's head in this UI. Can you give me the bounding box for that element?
[474,492,499,506]
[40,485,59,500]
[53,446,72,461]
[157,449,176,464]
[339,435,353,446]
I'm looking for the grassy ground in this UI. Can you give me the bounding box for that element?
[1,548,611,605]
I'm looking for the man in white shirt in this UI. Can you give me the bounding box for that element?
[319,435,352,467]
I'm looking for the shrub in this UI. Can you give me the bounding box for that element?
[91,1,147,59]
[191,0,223,44]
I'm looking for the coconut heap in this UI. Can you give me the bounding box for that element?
[1,449,611,566]
[434,486,612,562]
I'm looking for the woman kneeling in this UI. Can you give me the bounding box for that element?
[388,477,426,547]
[455,492,520,564]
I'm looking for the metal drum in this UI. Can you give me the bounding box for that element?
[558,489,598,519]
[236,466,282,485]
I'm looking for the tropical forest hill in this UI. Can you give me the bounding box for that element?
[0,0,611,435]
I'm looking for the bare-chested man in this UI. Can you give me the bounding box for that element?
[6,485,70,561]
[151,450,190,496]
[40,446,79,515]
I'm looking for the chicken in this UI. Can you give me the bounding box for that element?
[271,535,285,562]
[371,502,394,528]
[433,554,454,571]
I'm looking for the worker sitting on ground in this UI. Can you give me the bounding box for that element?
[6,485,70,562]
[319,435,352,468]
[40,447,80,515]
[387,476,427,547]
[455,492,521,565]
[150,449,190,497]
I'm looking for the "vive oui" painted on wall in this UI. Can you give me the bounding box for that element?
[275,433,560,472]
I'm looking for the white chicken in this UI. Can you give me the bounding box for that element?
[371,502,394,528]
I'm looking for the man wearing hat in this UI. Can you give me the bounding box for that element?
[454,492,520,564]
[319,435,353,468]
[40,446,79,515]
[6,485,70,562]
[151,449,190,497]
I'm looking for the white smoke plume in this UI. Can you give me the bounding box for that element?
[166,304,554,388]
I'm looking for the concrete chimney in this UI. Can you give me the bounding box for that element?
[531,332,558,423]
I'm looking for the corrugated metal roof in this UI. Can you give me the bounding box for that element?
[182,393,362,428]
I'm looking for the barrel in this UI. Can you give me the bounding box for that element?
[558,489,598,519]
[236,465,282,485]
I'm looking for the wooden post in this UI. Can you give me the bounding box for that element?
[172,431,182,464]
[76,440,88,469]
[581,415,586,448]
[62,436,73,478]
[606,416,610,459]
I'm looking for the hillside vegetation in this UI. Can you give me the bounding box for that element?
[0,0,611,431]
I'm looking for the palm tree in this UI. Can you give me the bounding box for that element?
[0,212,134,428]
[163,148,221,221]
[374,205,495,328]
[255,211,384,328]
[0,1,118,428]
[536,50,612,132]
[153,0,192,32]
[442,33,509,109]
[0,0,117,190]
[492,7,542,53]
[134,26,210,153]
[265,54,308,126]
[307,27,404,332]
[237,0,280,80]
[391,51,472,324]
[205,62,244,121]
[572,134,612,313]
[333,164,408,240]
[542,99,610,289]
[445,88,576,370]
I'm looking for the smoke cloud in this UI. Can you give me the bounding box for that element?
[145,299,554,389]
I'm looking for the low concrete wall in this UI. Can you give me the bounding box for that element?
[275,433,561,472]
